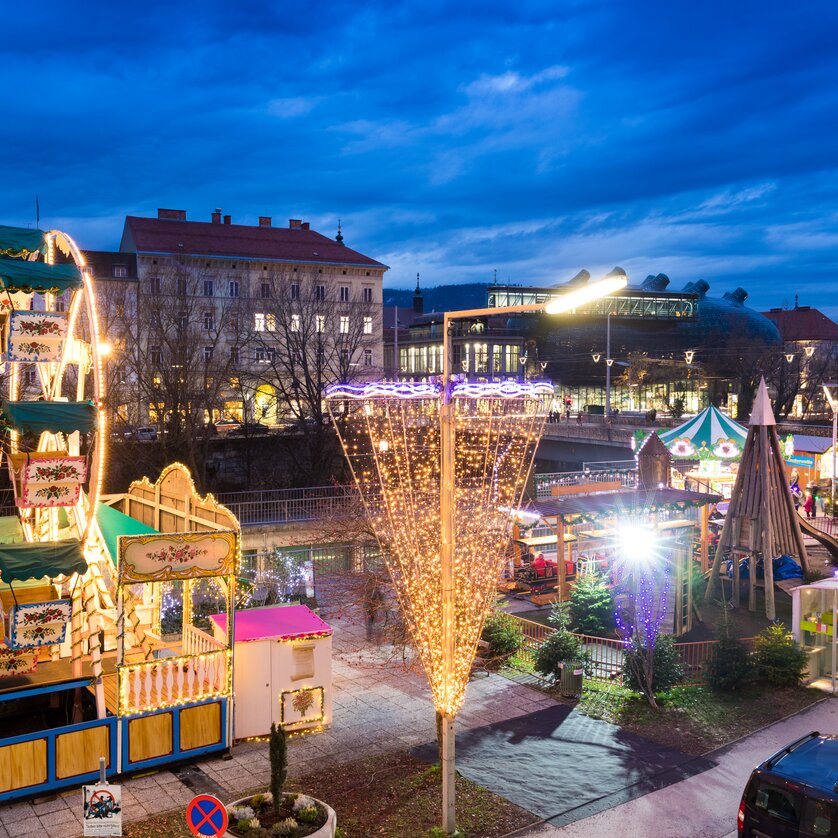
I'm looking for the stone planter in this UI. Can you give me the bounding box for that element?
[224,793,337,838]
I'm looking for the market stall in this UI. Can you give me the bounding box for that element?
[791,579,838,693]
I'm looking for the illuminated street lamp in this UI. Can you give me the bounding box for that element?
[824,383,838,515]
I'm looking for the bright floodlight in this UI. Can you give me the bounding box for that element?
[544,271,628,315]
[618,524,659,565]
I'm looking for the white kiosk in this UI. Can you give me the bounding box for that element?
[211,605,333,739]
[791,578,838,694]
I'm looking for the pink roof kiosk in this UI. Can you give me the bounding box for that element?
[210,605,333,739]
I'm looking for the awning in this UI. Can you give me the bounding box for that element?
[0,539,87,583]
[657,405,747,460]
[96,502,158,566]
[0,516,24,545]
[0,226,46,259]
[0,257,83,293]
[2,400,97,434]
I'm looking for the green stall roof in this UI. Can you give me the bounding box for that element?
[0,539,87,583]
[2,400,97,434]
[0,516,24,545]
[0,225,46,259]
[0,256,82,293]
[96,502,158,565]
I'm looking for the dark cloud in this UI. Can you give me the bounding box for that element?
[2,0,836,315]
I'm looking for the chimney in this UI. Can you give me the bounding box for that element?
[211,208,221,224]
[289,219,302,230]
[158,208,187,221]
[223,215,231,225]
[258,216,272,227]
[301,221,310,230]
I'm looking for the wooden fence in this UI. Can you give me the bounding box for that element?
[508,614,752,687]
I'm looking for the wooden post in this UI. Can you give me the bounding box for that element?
[748,553,757,612]
[557,517,566,602]
[699,504,709,572]
[759,426,777,621]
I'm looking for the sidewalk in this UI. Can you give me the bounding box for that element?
[516,695,837,838]
[0,607,557,838]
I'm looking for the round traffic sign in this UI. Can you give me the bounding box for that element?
[186,794,229,837]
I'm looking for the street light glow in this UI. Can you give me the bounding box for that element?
[544,273,629,315]
[618,524,659,566]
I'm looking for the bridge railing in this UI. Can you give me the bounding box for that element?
[217,485,361,524]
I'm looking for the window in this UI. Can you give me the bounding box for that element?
[203,346,213,362]
[340,285,350,302]
[290,283,300,300]
[203,279,214,297]
[750,782,800,826]
[505,345,520,372]
[113,265,127,278]
[493,345,503,373]
[316,315,325,333]
[230,347,240,364]
[291,314,300,332]
[175,278,186,296]
[229,313,240,331]
[364,348,373,366]
[177,311,188,330]
[292,645,315,681]
[54,298,66,313]
[203,311,214,331]
[152,374,162,387]
[802,799,833,837]
[255,313,275,332]
[363,287,373,303]
[340,348,349,364]
[474,343,488,374]
[260,282,271,299]
[315,285,326,301]
[228,280,239,298]
[148,276,162,293]
[150,346,162,365]
[339,316,350,334]
[363,316,373,335]
[115,303,124,318]
[255,348,275,364]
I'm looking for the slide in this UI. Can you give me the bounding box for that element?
[798,516,838,561]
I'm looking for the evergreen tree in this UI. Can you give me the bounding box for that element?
[269,722,288,817]
[569,570,616,637]
[704,606,753,692]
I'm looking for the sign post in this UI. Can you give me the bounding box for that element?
[187,794,229,838]
[82,766,122,838]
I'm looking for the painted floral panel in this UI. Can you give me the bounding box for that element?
[119,531,237,583]
[9,599,72,649]
[0,648,38,675]
[280,686,324,727]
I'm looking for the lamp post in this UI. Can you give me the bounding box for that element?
[824,383,838,517]
[605,312,612,418]
[438,272,627,832]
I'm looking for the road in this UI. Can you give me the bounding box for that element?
[518,696,837,838]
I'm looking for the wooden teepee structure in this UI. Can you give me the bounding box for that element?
[706,379,810,619]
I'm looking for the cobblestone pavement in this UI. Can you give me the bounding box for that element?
[0,606,557,838]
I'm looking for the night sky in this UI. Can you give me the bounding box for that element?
[3,1,837,315]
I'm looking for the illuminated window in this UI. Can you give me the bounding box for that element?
[291,314,300,332]
[152,374,162,387]
[316,315,325,333]
[363,316,373,334]
[339,316,350,334]
[255,348,275,364]
[493,345,502,373]
[505,345,520,372]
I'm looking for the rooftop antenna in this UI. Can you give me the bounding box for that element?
[35,195,40,226]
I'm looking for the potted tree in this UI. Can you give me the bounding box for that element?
[225,723,337,837]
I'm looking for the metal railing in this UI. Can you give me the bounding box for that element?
[534,468,637,499]
[217,485,360,525]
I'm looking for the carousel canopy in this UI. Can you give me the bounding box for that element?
[0,256,82,293]
[0,225,46,258]
[2,400,97,435]
[657,404,747,460]
[96,502,158,565]
[0,539,87,583]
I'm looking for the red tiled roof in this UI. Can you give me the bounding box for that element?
[121,216,387,269]
[761,307,838,342]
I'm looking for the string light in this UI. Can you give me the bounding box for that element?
[327,381,548,719]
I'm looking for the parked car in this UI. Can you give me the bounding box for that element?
[228,422,269,437]
[738,731,838,837]
[214,418,241,434]
[133,427,158,441]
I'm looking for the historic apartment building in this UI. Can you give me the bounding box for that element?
[88,208,387,429]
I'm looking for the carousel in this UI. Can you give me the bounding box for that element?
[0,226,238,801]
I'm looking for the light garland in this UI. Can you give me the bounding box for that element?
[327,383,548,718]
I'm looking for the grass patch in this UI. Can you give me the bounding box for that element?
[104,751,536,838]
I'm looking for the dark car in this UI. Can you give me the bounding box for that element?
[739,732,838,837]
[228,422,269,437]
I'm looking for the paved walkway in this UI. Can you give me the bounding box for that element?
[517,695,838,838]
[0,607,557,838]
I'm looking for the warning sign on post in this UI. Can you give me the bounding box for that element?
[83,783,122,836]
[186,794,229,837]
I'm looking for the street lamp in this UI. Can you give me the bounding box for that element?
[824,383,838,516]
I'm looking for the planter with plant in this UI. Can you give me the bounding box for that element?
[226,723,337,838]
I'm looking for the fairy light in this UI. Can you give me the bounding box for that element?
[326,381,549,719]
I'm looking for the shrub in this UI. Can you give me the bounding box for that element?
[271,819,298,837]
[297,806,319,823]
[753,623,808,687]
[569,571,615,637]
[623,634,684,693]
[481,611,523,662]
[704,619,753,692]
[229,806,256,822]
[269,722,288,818]
[534,624,586,682]
[690,562,707,609]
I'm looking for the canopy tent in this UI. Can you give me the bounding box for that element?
[657,405,747,460]
[96,502,158,565]
[0,539,87,583]
[0,226,46,259]
[2,400,97,435]
[0,257,82,294]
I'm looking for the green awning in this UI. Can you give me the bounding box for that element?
[0,257,82,293]
[0,516,24,545]
[0,226,46,259]
[2,400,97,434]
[96,502,158,566]
[0,539,87,583]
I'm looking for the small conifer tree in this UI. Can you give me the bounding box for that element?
[704,604,753,692]
[269,722,288,817]
[569,570,616,636]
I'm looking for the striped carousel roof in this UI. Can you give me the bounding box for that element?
[657,404,747,460]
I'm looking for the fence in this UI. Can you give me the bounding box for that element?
[508,614,749,687]
[217,485,360,525]
[534,468,637,499]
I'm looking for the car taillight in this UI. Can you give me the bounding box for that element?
[738,798,745,834]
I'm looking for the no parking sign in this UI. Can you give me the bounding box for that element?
[187,794,229,838]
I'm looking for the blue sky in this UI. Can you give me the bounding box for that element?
[3,1,837,315]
